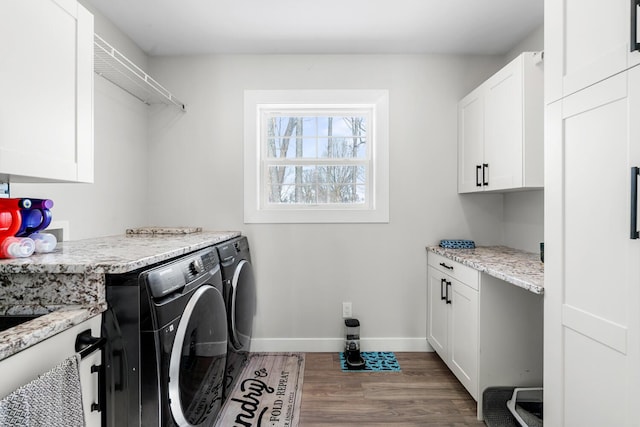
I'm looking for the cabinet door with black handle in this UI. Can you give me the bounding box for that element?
[545,0,640,104]
[545,68,640,426]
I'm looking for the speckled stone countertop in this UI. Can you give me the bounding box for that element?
[0,230,240,360]
[426,245,544,295]
[0,230,240,274]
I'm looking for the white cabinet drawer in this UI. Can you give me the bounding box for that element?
[428,252,479,290]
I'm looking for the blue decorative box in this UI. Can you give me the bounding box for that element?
[439,239,476,249]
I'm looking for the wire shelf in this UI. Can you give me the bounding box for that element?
[94,34,185,111]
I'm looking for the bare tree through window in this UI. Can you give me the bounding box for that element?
[266,113,368,206]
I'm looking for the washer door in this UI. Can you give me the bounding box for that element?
[169,285,227,426]
[229,259,256,351]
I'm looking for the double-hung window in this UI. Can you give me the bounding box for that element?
[244,90,389,223]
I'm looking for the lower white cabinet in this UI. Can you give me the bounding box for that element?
[427,256,479,399]
[0,315,103,426]
[427,252,543,419]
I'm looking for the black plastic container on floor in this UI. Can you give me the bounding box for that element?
[483,387,521,427]
[483,386,543,427]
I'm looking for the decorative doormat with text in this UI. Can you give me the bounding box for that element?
[215,353,305,427]
[339,351,401,372]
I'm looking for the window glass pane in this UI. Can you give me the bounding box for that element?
[268,115,367,159]
[318,184,366,204]
[266,137,319,159]
[262,109,372,208]
[267,164,366,205]
[269,184,318,204]
[267,165,318,185]
[301,117,317,137]
[328,117,367,137]
[318,166,366,184]
[302,138,317,158]
[318,138,367,158]
[268,117,291,137]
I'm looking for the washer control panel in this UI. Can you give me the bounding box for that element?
[145,248,218,299]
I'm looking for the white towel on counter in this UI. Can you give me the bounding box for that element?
[0,354,85,427]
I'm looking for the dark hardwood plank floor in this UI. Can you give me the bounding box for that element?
[299,352,486,426]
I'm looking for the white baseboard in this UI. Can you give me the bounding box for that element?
[250,337,434,353]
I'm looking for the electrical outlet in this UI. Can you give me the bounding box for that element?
[342,302,352,318]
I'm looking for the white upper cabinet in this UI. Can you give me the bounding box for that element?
[0,0,94,183]
[458,52,544,194]
[545,0,640,104]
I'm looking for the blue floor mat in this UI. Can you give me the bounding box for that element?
[339,351,401,372]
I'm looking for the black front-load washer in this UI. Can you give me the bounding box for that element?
[215,236,256,397]
[102,248,228,427]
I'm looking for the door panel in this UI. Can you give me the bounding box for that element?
[230,259,256,351]
[458,88,484,193]
[545,69,640,426]
[484,58,523,190]
[426,266,448,358]
[563,86,628,324]
[449,280,478,400]
[545,0,640,103]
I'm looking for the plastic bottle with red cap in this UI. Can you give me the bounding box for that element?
[0,198,36,258]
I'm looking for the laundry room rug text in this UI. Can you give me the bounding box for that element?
[215,353,305,427]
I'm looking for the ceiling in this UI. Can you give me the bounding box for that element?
[84,0,544,56]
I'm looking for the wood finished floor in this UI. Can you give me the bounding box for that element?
[298,352,486,427]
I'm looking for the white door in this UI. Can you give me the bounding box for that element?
[448,280,478,400]
[426,266,448,358]
[545,0,640,104]
[457,87,484,193]
[483,56,523,191]
[545,70,640,426]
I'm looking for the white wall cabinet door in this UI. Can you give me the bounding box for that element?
[457,88,485,193]
[483,56,524,191]
[448,279,479,400]
[0,0,94,183]
[545,70,640,426]
[545,0,640,104]
[458,52,543,194]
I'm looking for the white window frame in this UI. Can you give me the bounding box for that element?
[244,90,389,223]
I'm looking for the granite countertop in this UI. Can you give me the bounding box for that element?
[0,230,240,274]
[0,230,241,361]
[426,245,544,295]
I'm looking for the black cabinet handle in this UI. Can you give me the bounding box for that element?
[475,165,482,187]
[632,0,640,52]
[75,329,105,359]
[90,364,105,413]
[445,281,452,304]
[482,163,489,186]
[75,330,106,413]
[440,278,446,300]
[439,262,453,270]
[631,167,639,239]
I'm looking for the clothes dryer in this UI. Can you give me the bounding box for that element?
[215,236,256,397]
[103,248,228,427]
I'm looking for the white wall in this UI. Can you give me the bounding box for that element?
[6,5,543,350]
[10,3,150,240]
[145,54,506,351]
